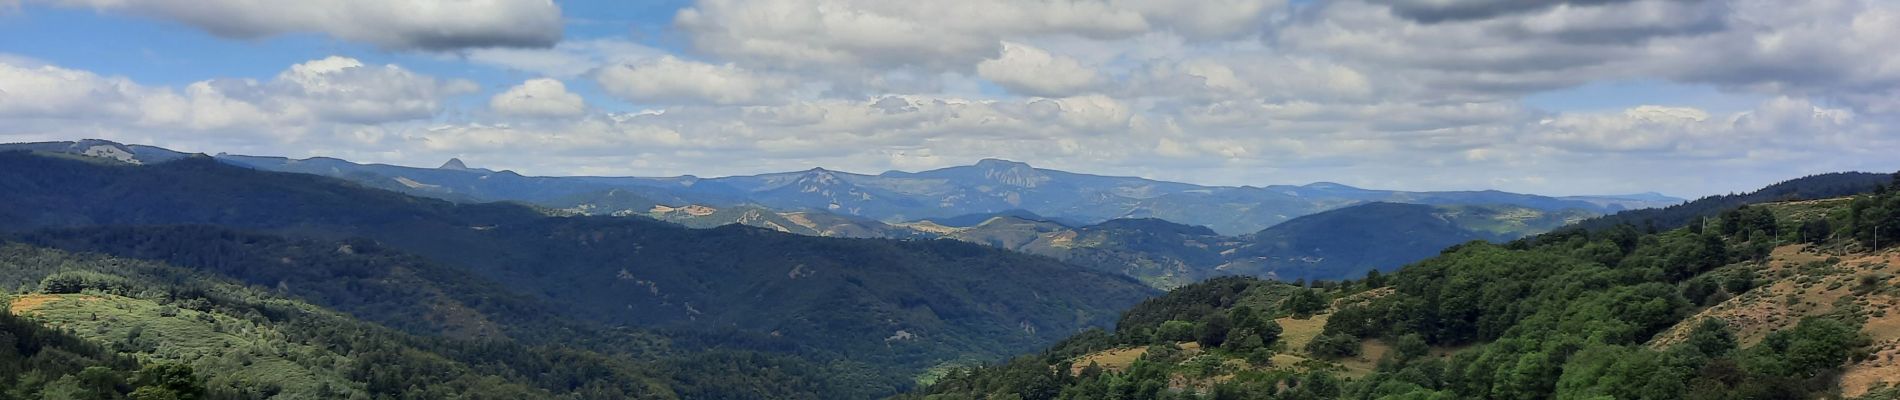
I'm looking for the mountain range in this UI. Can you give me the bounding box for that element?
[0,140,1679,236]
[0,139,1678,289]
[0,149,1157,398]
[0,140,1890,399]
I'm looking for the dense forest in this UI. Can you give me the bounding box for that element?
[904,173,1900,399]
[1566,172,1892,233]
[2,305,205,400]
[3,149,1895,399]
[0,151,1156,398]
[0,242,680,399]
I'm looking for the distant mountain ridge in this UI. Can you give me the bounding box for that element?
[913,202,1592,288]
[0,150,1159,397]
[0,139,1684,236]
[1563,172,1896,233]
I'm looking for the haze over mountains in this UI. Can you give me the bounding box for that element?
[4,139,1682,287]
[8,139,1680,237]
[0,147,1157,398]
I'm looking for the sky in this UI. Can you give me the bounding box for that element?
[0,0,1896,197]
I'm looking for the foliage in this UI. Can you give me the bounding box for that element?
[1235,202,1583,281]
[0,150,1163,398]
[1567,171,1894,233]
[906,175,1888,400]
[0,243,676,398]
[1306,333,1361,359]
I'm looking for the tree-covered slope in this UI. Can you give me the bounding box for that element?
[1565,172,1893,233]
[924,204,1587,289]
[3,140,1685,237]
[1,242,679,399]
[0,150,1158,395]
[901,174,1900,400]
[946,218,1235,290]
[1223,202,1591,282]
[1,298,209,400]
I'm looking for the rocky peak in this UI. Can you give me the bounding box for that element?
[795,168,843,187]
[439,158,471,170]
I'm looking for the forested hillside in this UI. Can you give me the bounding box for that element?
[903,174,1900,399]
[1566,172,1892,233]
[1228,202,1592,282]
[2,140,1683,237]
[1,242,679,399]
[936,202,1592,289]
[0,151,1157,398]
[1,144,1640,290]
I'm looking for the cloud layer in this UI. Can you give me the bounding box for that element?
[22,0,562,50]
[1,0,1897,197]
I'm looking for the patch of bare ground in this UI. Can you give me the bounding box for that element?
[1653,245,1890,348]
[1066,342,1204,375]
[1643,245,1900,396]
[6,294,101,315]
[1844,340,1900,398]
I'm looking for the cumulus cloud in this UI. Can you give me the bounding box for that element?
[1373,0,1661,23]
[0,56,475,146]
[6,0,1900,197]
[1525,98,1883,162]
[24,0,561,50]
[976,42,1102,97]
[0,62,154,119]
[674,0,1284,70]
[1274,0,1900,111]
[490,78,585,117]
[1647,0,1900,113]
[595,56,793,105]
[465,39,668,77]
[267,56,480,124]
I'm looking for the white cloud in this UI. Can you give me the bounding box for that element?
[490,78,585,117]
[8,0,1900,198]
[1278,0,1900,111]
[976,42,1101,97]
[0,62,152,119]
[595,56,793,105]
[267,56,480,124]
[0,56,474,147]
[1526,98,1883,160]
[674,0,1284,70]
[25,0,561,50]
[465,39,668,77]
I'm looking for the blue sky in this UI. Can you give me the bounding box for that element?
[0,0,1895,197]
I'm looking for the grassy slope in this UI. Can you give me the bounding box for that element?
[9,293,365,397]
[907,184,1900,399]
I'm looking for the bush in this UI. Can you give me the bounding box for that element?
[39,271,132,295]
[1144,343,1185,364]
[1307,333,1361,359]
[1155,320,1198,343]
[1282,290,1326,318]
